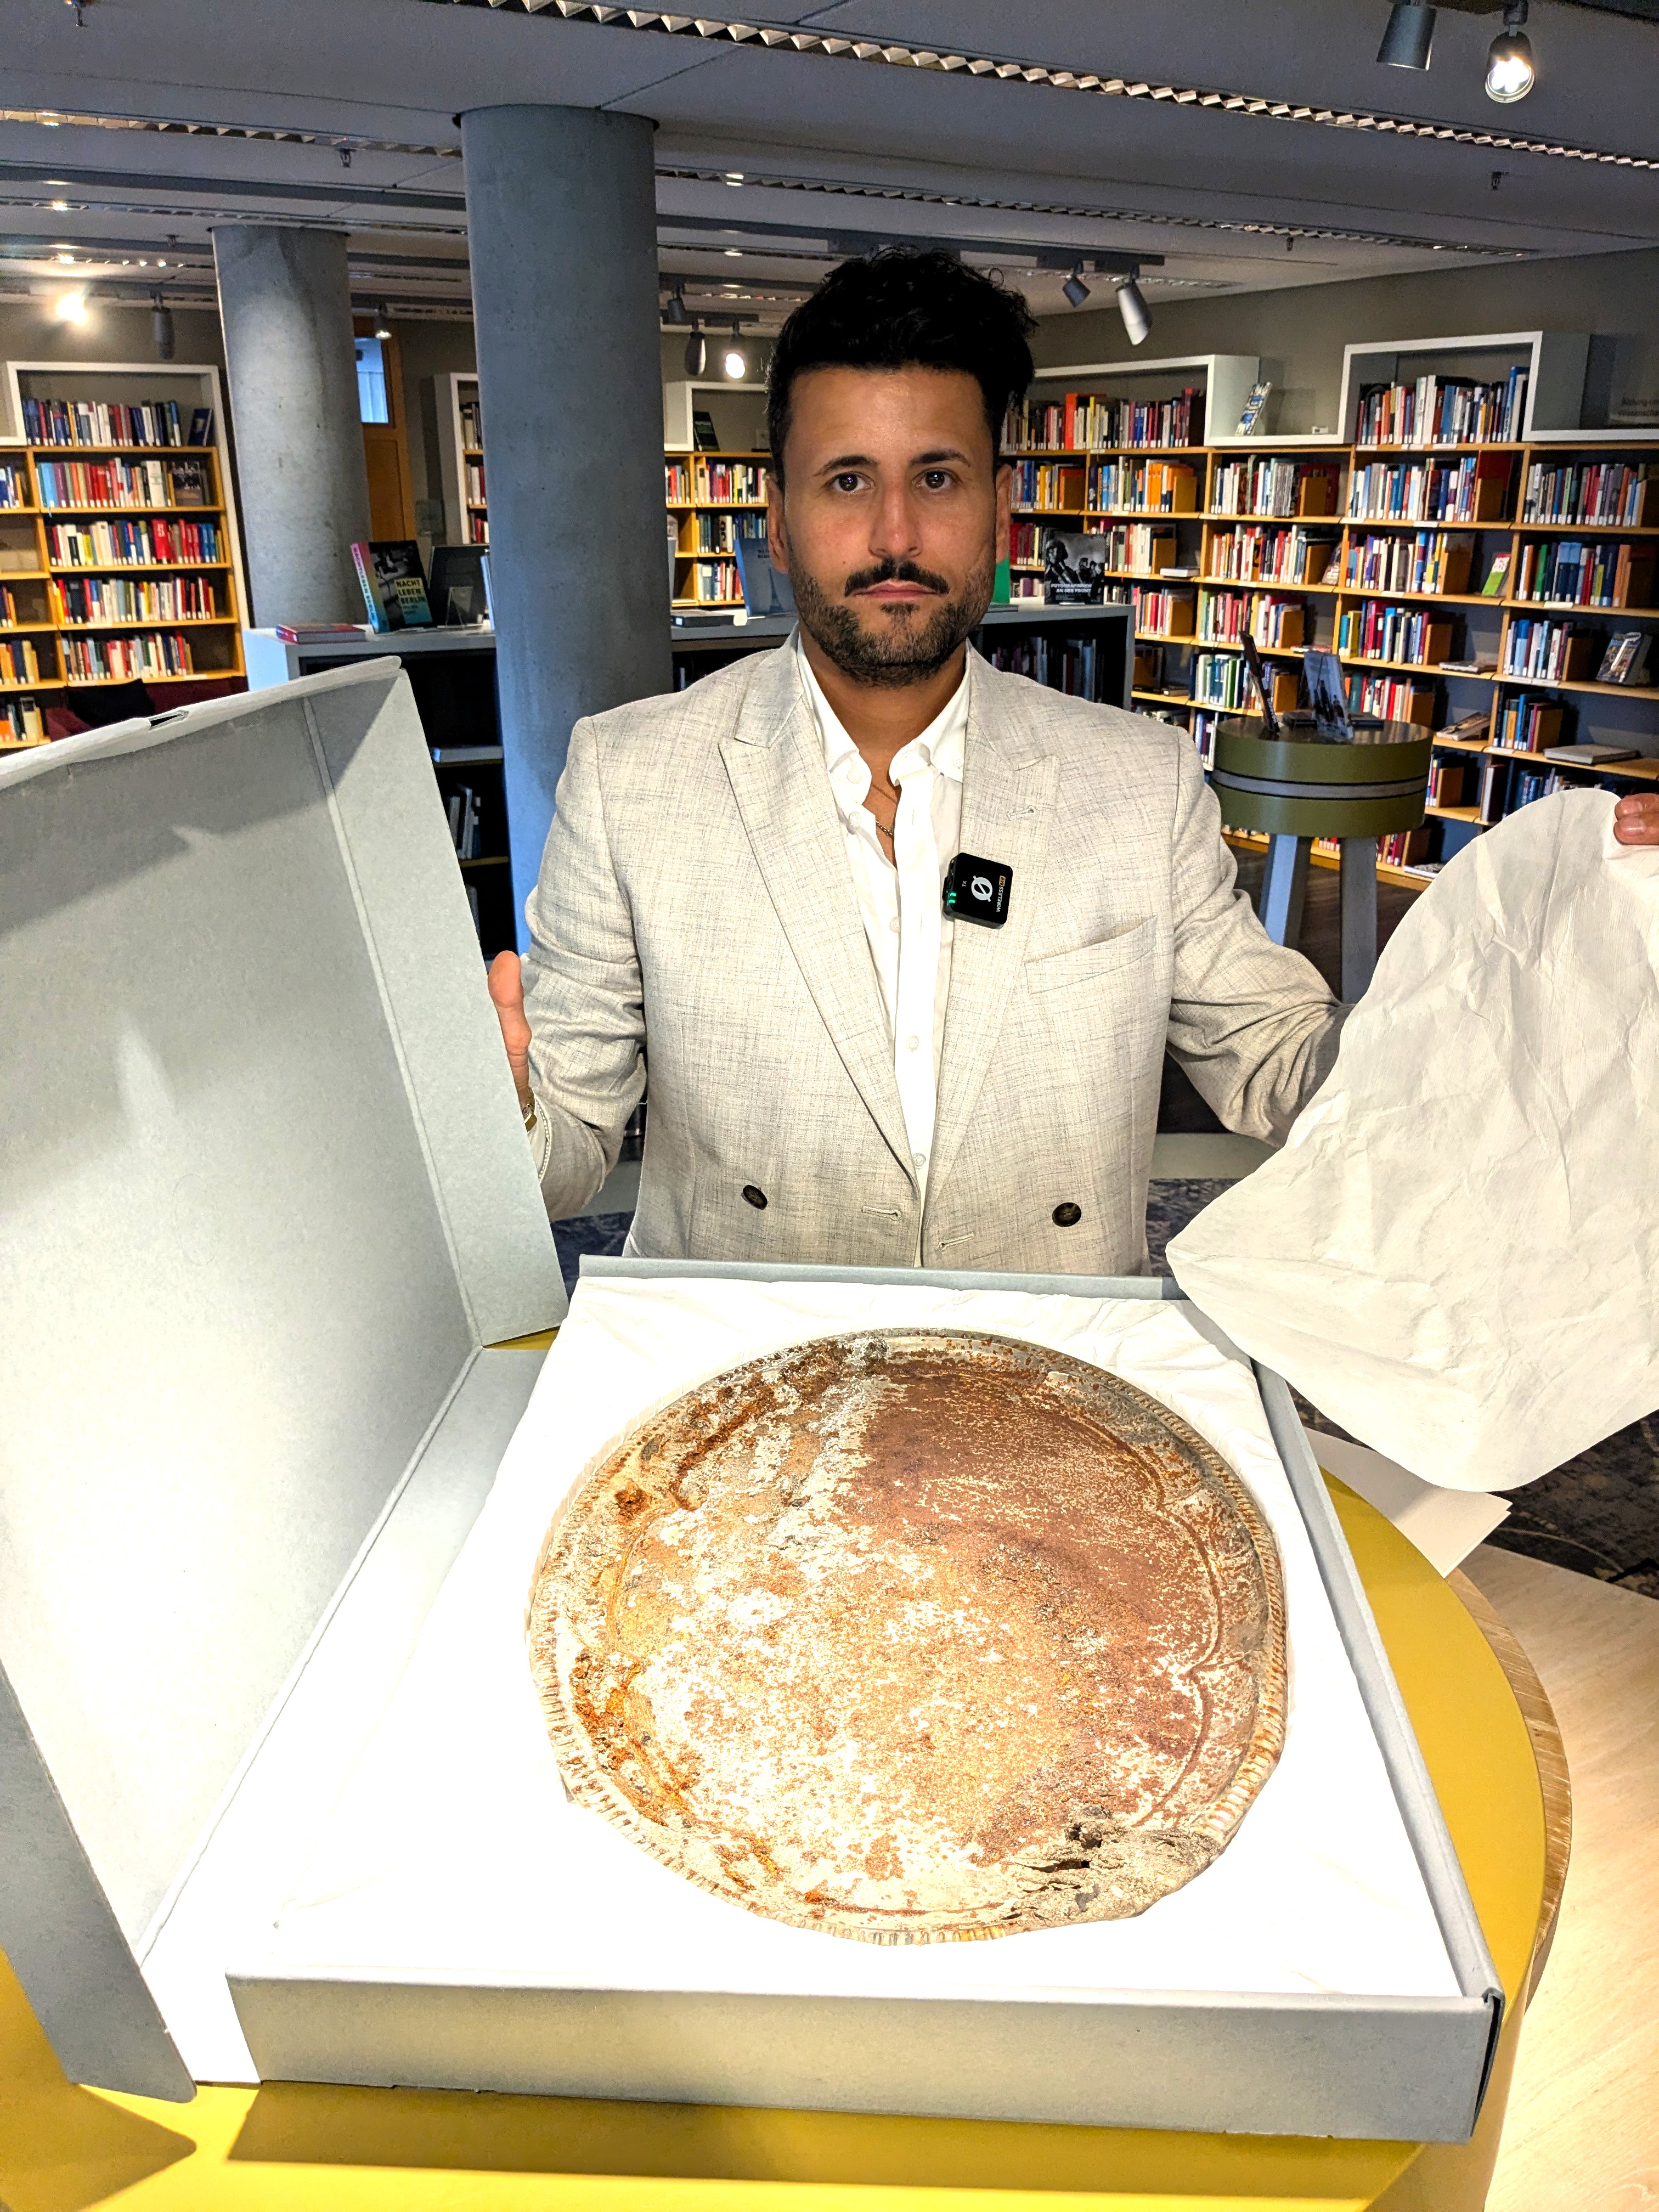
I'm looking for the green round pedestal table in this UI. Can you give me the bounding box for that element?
[1210,715,1434,997]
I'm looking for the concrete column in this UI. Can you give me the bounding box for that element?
[460,106,672,934]
[211,225,371,626]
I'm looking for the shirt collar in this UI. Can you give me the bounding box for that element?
[795,634,969,804]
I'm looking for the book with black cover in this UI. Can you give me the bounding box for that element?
[351,540,434,632]
[1041,528,1108,606]
[428,544,493,627]
[692,409,720,452]
[188,407,213,448]
[169,458,207,507]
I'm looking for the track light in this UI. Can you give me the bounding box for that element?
[55,289,88,324]
[373,302,391,340]
[1062,261,1091,309]
[684,323,706,377]
[1485,1,1534,100]
[1377,2,1435,69]
[151,292,175,360]
[1116,278,1151,347]
[663,284,689,327]
[723,320,747,380]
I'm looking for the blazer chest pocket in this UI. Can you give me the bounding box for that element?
[1024,917,1154,997]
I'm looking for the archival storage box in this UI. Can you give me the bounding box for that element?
[0,670,1500,2141]
[0,662,565,2101]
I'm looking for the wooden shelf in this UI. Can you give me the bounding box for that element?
[56,617,233,630]
[1,676,64,690]
[1342,653,1468,677]
[459,854,511,870]
[1508,599,1659,616]
[1338,586,1496,606]
[1514,518,1659,536]
[1203,575,1340,594]
[1426,803,1481,821]
[1355,441,1523,455]
[1497,670,1659,699]
[1345,512,1515,531]
[38,503,225,518]
[1132,689,1195,706]
[26,441,216,457]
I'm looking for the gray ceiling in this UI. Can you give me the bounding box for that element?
[1,0,1656,328]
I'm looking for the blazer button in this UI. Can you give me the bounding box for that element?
[742,1184,769,1210]
[1052,1201,1082,1228]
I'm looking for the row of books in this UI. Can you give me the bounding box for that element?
[1355,369,1528,449]
[464,460,487,505]
[1133,584,1196,639]
[1336,602,1452,666]
[1347,453,1511,524]
[682,557,740,603]
[21,397,213,449]
[1479,754,1562,823]
[1003,388,1204,452]
[1,694,45,744]
[1,637,47,683]
[1501,617,1593,683]
[979,631,1117,702]
[1207,523,1338,587]
[35,456,211,512]
[1308,829,1431,870]
[445,785,486,861]
[0,582,33,625]
[672,458,768,505]
[1087,522,1180,575]
[49,573,221,624]
[45,516,224,567]
[1343,530,1474,596]
[1426,754,1472,805]
[467,512,489,545]
[459,397,483,447]
[1198,591,1306,650]
[1192,652,1260,710]
[0,465,27,510]
[1521,458,1659,528]
[1346,673,1433,722]
[1086,459,1199,515]
[1509,538,1655,611]
[1493,695,1565,754]
[61,632,194,680]
[1210,458,1338,520]
[1009,461,1085,512]
[683,512,748,555]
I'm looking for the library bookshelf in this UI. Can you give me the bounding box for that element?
[1004,417,1659,888]
[1,362,247,748]
[664,449,769,610]
[437,373,488,548]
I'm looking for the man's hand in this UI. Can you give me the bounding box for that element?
[487,949,533,1109]
[1613,792,1659,845]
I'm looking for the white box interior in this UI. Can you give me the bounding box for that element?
[223,1278,1459,2055]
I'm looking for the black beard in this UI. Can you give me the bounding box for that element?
[788,553,995,690]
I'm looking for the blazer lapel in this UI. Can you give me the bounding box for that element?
[930,665,1059,1195]
[720,650,912,1171]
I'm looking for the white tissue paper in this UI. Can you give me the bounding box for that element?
[1169,791,1658,1493]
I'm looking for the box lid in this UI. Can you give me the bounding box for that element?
[0,663,563,2093]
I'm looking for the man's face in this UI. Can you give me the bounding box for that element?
[768,365,1011,689]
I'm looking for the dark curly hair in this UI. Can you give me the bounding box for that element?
[765,247,1036,482]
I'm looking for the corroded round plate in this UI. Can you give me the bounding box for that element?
[527,1329,1285,1945]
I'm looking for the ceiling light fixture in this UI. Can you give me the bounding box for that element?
[50,199,68,211]
[1116,277,1151,347]
[57,251,75,266]
[663,282,689,326]
[1485,0,1536,101]
[374,301,392,338]
[151,291,175,359]
[1376,2,1436,69]
[684,321,707,376]
[723,320,747,380]
[55,289,88,323]
[1062,261,1091,309]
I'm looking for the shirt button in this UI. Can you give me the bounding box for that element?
[890,916,901,933]
[912,1150,928,1169]
[905,1035,919,1052]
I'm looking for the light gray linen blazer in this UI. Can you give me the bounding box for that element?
[522,638,1342,1275]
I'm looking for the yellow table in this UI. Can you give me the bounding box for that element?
[0,1483,1553,2212]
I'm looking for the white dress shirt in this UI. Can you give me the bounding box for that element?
[795,635,967,1208]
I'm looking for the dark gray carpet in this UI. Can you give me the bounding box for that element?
[551,1178,1659,1597]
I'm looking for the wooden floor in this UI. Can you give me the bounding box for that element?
[1461,1546,1659,2210]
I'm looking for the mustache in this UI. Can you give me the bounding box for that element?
[842,557,953,597]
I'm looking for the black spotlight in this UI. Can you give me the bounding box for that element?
[684,323,707,377]
[1062,261,1091,309]
[151,292,176,360]
[1377,2,1435,68]
[663,284,689,327]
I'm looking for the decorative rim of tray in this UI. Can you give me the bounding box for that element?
[526,1327,1286,1944]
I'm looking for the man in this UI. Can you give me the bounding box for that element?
[489,249,1659,1273]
